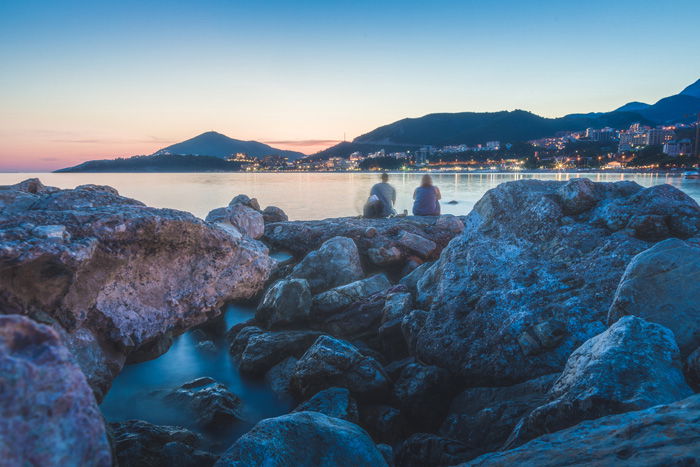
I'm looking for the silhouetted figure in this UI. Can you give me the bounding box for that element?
[412,174,441,216]
[364,172,396,218]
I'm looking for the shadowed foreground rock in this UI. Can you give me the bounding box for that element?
[0,314,111,466]
[214,411,387,466]
[0,179,274,399]
[463,394,700,466]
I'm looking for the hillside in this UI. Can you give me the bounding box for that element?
[153,131,306,160]
[55,154,243,173]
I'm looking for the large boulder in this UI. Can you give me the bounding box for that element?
[255,278,312,328]
[291,335,390,401]
[289,236,364,293]
[206,201,265,239]
[0,180,274,399]
[506,316,693,447]
[262,205,288,223]
[293,387,359,423]
[415,179,700,386]
[214,411,387,466]
[462,394,700,466]
[607,238,700,356]
[233,329,322,375]
[109,420,216,467]
[311,274,392,318]
[0,314,111,466]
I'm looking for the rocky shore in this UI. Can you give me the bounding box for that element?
[1,177,700,466]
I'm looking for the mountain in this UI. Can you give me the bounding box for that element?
[680,79,700,98]
[614,101,650,112]
[55,154,244,173]
[152,131,306,160]
[614,80,700,124]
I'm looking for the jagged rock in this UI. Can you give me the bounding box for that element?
[506,316,693,448]
[263,216,467,265]
[398,261,432,290]
[393,362,454,431]
[686,347,700,391]
[235,329,322,375]
[440,374,557,460]
[396,230,437,258]
[256,279,311,328]
[291,335,390,402]
[206,203,264,239]
[289,236,364,293]
[462,394,700,466]
[415,179,700,386]
[262,205,288,223]
[214,411,387,466]
[378,291,413,360]
[293,387,359,423]
[311,274,392,318]
[0,180,273,399]
[359,405,407,445]
[159,378,248,429]
[109,420,216,467]
[0,314,111,466]
[396,433,473,467]
[265,356,298,398]
[607,238,700,356]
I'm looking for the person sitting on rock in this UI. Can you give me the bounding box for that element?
[364,172,396,218]
[412,174,441,216]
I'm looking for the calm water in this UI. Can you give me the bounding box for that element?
[2,172,699,220]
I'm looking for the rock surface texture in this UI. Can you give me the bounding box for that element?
[0,314,111,466]
[0,179,274,398]
[414,179,700,386]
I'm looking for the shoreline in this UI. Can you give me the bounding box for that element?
[0,169,697,175]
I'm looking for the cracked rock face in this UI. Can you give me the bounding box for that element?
[0,179,274,399]
[414,178,700,386]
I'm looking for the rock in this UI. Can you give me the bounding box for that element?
[32,224,70,240]
[227,325,264,357]
[462,394,700,467]
[214,411,387,466]
[435,214,465,233]
[160,378,248,429]
[440,374,557,460]
[291,335,390,402]
[368,245,404,266]
[265,356,298,398]
[393,362,454,431]
[235,330,322,376]
[378,291,413,360]
[109,420,216,467]
[686,347,700,391]
[75,184,120,194]
[607,238,700,356]
[376,444,395,467]
[398,261,432,290]
[395,433,473,467]
[506,316,693,448]
[262,205,288,223]
[256,279,311,328]
[627,214,670,240]
[289,236,364,293]
[293,387,359,423]
[229,193,260,211]
[401,309,428,354]
[414,179,700,386]
[0,314,111,466]
[359,405,407,445]
[0,180,274,399]
[206,203,265,239]
[396,230,437,258]
[0,177,58,194]
[126,331,175,364]
[311,274,392,318]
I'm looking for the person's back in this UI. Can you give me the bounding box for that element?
[368,173,396,217]
[412,175,441,216]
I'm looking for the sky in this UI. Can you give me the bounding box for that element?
[1,0,698,171]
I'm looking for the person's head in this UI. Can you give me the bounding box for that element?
[381,172,389,183]
[421,174,433,187]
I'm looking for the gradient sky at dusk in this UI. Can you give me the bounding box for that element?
[1,0,698,171]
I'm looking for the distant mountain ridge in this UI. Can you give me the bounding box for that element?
[152,131,305,160]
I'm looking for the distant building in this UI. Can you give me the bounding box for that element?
[585,127,616,142]
[663,139,693,156]
[645,128,675,146]
[486,141,500,150]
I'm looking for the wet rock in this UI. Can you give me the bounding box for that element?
[293,387,359,423]
[227,325,264,357]
[289,236,364,293]
[359,405,407,445]
[414,179,699,386]
[161,378,248,429]
[607,238,700,356]
[265,356,298,398]
[506,316,692,448]
[206,203,264,239]
[291,335,390,402]
[311,274,392,318]
[0,314,111,466]
[393,362,454,432]
[235,329,322,376]
[109,420,216,467]
[214,411,387,466]
[0,180,273,399]
[440,374,557,460]
[262,205,288,223]
[255,278,311,328]
[462,394,700,467]
[396,230,437,258]
[396,433,473,467]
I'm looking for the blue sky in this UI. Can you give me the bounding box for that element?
[0,0,698,170]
